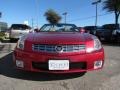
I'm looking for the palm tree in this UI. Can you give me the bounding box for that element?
[103,0,120,26]
[44,9,61,24]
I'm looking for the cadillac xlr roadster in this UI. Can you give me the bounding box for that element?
[14,24,104,74]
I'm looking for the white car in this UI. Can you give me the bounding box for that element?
[112,29,120,35]
[9,24,32,41]
[112,29,120,41]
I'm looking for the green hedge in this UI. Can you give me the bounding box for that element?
[0,32,5,37]
[0,32,5,42]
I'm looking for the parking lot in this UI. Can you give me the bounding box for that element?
[0,43,119,90]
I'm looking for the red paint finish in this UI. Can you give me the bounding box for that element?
[14,32,104,73]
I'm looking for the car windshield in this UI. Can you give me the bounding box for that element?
[40,24,79,32]
[11,24,31,30]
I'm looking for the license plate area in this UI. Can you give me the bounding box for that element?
[48,60,69,70]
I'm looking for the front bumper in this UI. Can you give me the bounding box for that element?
[14,49,104,73]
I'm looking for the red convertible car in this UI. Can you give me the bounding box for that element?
[14,24,104,74]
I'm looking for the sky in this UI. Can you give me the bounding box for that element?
[0,0,119,27]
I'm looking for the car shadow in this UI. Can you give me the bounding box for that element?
[0,52,85,81]
[102,42,120,46]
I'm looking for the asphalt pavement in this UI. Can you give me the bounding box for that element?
[0,43,120,90]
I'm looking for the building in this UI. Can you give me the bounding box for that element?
[0,22,8,32]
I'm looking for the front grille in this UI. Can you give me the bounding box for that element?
[32,62,86,71]
[32,44,85,53]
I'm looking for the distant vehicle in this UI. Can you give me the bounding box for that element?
[96,28,113,41]
[83,26,101,35]
[9,24,32,41]
[14,23,104,74]
[102,24,119,30]
[101,24,120,42]
[112,29,120,42]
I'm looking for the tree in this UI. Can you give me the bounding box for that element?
[44,9,61,24]
[103,0,120,26]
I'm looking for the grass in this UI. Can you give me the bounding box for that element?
[0,32,6,42]
[0,32,5,36]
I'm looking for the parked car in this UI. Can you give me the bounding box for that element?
[99,24,120,42]
[102,24,119,30]
[83,26,101,35]
[112,29,120,42]
[9,24,32,41]
[96,28,113,41]
[14,23,104,74]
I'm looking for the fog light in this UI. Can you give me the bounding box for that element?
[94,61,102,69]
[16,60,24,68]
[19,43,24,49]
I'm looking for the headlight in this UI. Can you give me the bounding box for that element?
[93,38,102,51]
[17,35,27,50]
[86,36,102,53]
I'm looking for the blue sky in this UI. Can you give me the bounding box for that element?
[0,0,119,27]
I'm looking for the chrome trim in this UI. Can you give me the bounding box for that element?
[32,44,85,53]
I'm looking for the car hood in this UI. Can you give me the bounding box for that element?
[26,32,92,44]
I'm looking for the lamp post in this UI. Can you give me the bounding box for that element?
[0,12,1,19]
[92,0,101,27]
[0,12,2,32]
[36,0,39,28]
[63,12,67,24]
[31,18,34,29]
